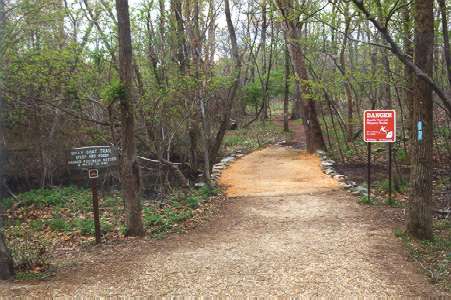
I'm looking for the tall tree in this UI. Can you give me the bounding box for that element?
[407,0,434,240]
[283,41,290,132]
[209,0,242,163]
[276,0,325,153]
[437,0,451,87]
[0,0,14,279]
[402,0,415,149]
[115,0,145,236]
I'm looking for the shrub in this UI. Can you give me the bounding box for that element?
[385,198,402,208]
[2,186,92,210]
[73,219,95,236]
[29,219,46,231]
[196,186,219,198]
[359,195,374,205]
[376,178,408,194]
[143,208,163,227]
[185,195,200,209]
[47,217,72,232]
[143,207,192,235]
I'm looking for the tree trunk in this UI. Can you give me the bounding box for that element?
[291,80,303,120]
[260,0,269,120]
[283,42,289,132]
[340,3,353,142]
[402,0,415,153]
[277,0,325,153]
[437,0,451,87]
[192,0,211,187]
[115,0,144,237]
[0,0,15,280]
[170,0,188,74]
[209,0,241,164]
[407,0,434,240]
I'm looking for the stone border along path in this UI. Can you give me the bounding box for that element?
[316,149,369,197]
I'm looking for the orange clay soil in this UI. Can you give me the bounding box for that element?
[0,145,446,297]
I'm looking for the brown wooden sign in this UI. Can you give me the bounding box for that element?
[67,145,118,244]
[68,146,118,169]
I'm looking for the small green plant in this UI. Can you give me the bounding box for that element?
[395,148,409,162]
[1,197,15,210]
[143,206,192,236]
[185,195,200,209]
[358,195,374,205]
[73,219,95,236]
[29,219,46,231]
[375,178,408,194]
[223,135,247,147]
[47,217,72,232]
[385,197,402,208]
[196,185,219,198]
[143,208,163,227]
[2,186,92,210]
[15,271,52,281]
[394,227,404,238]
[102,196,121,208]
[100,218,113,233]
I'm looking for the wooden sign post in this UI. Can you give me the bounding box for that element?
[68,146,118,244]
[363,110,396,203]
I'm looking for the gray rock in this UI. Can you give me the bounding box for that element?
[325,169,336,176]
[339,182,352,189]
[351,186,368,196]
[316,150,326,156]
[321,162,334,169]
[221,157,235,164]
[334,174,346,181]
[194,182,206,188]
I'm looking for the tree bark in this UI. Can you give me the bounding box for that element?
[407,0,434,240]
[291,79,303,120]
[339,3,353,142]
[191,0,211,187]
[170,0,188,74]
[276,0,325,153]
[283,41,290,132]
[437,0,451,87]
[0,0,15,280]
[209,0,241,163]
[402,0,415,152]
[115,0,144,237]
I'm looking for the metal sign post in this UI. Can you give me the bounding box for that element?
[367,142,371,202]
[364,110,396,202]
[68,146,118,244]
[388,143,392,202]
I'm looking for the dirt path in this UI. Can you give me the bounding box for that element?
[0,145,445,297]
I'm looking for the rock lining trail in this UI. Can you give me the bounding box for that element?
[0,145,445,297]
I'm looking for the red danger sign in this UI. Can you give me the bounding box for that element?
[364,110,396,142]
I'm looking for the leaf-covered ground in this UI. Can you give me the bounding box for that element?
[1,185,224,279]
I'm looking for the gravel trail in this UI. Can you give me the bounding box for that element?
[0,145,444,297]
